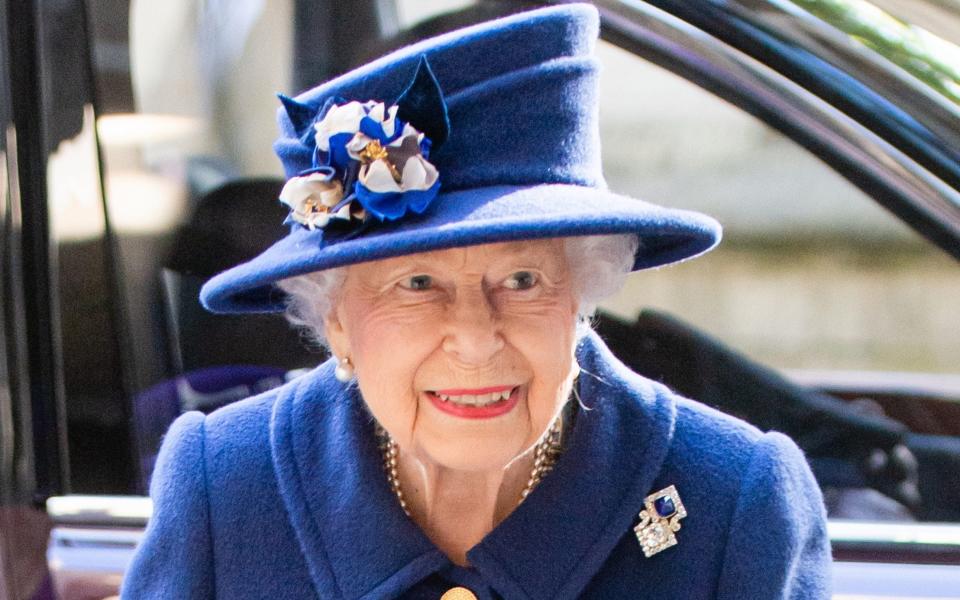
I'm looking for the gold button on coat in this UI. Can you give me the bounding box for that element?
[440,587,478,600]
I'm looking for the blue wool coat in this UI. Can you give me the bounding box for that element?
[121,331,832,599]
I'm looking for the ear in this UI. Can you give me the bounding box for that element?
[323,303,351,361]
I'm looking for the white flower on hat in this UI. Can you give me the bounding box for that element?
[313,100,438,194]
[355,136,439,194]
[278,172,350,230]
[343,109,438,196]
[303,95,442,223]
[314,101,403,151]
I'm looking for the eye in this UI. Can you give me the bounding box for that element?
[504,270,538,290]
[399,274,433,290]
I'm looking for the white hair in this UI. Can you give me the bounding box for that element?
[276,234,639,348]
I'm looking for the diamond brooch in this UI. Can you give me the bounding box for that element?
[633,485,687,557]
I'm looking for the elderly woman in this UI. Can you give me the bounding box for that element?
[121,4,831,599]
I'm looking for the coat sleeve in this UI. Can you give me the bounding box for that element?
[715,432,832,600]
[121,411,215,599]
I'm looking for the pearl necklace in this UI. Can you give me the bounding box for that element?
[376,417,564,517]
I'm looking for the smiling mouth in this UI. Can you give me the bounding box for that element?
[432,386,516,407]
[425,385,521,418]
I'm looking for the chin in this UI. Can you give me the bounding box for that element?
[416,427,531,473]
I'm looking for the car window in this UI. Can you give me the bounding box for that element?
[594,41,960,376]
[71,0,309,494]
[794,0,960,107]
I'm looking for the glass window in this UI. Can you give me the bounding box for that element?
[88,0,309,492]
[793,0,960,107]
[595,41,960,375]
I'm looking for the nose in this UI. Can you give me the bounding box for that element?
[441,287,505,366]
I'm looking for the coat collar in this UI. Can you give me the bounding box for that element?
[270,330,677,600]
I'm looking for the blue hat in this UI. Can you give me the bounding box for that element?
[200,3,721,314]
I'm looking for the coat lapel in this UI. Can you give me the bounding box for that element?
[270,359,448,599]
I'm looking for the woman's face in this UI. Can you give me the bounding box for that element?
[325,239,579,472]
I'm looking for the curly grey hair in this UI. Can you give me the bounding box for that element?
[276,234,639,348]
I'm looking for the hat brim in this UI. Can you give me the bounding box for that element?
[199,184,721,313]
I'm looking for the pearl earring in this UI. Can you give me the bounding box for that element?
[335,356,354,382]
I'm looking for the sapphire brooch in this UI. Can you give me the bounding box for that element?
[634,485,687,557]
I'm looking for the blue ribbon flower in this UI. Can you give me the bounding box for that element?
[277,56,449,231]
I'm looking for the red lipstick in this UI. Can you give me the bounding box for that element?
[426,386,520,419]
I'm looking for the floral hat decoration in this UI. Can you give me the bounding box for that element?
[200,4,722,314]
[276,56,449,234]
